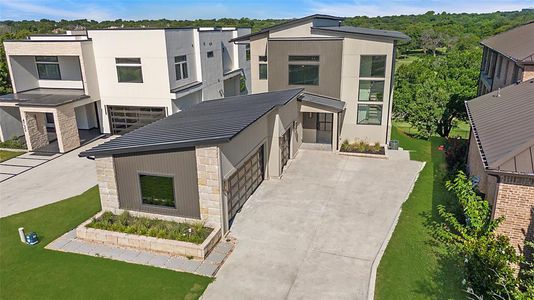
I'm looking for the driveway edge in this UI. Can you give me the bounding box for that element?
[366,161,426,300]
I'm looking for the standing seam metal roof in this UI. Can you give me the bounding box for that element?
[480,22,534,63]
[311,26,411,41]
[79,88,303,157]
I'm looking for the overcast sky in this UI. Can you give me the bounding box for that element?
[1,0,532,21]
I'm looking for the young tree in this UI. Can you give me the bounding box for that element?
[420,29,443,56]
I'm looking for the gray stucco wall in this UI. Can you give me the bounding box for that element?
[113,149,201,219]
[0,106,24,142]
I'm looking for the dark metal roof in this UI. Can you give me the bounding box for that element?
[170,81,202,93]
[466,80,534,173]
[0,88,89,107]
[230,14,344,42]
[311,26,411,41]
[481,22,534,63]
[298,92,345,112]
[80,88,304,157]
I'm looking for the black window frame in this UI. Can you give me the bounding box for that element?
[358,80,385,102]
[35,56,61,80]
[138,172,177,208]
[174,55,188,81]
[359,55,387,78]
[245,44,251,61]
[357,104,383,125]
[259,63,268,80]
[207,51,214,58]
[288,64,319,86]
[259,55,268,62]
[116,57,143,83]
[288,55,320,62]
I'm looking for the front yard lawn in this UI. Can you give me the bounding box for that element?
[0,150,23,162]
[0,186,212,299]
[375,126,464,299]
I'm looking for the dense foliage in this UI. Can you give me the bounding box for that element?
[393,49,481,138]
[436,171,534,299]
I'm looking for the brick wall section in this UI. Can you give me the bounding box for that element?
[196,146,223,228]
[23,112,49,151]
[55,103,80,153]
[494,175,534,253]
[96,157,120,211]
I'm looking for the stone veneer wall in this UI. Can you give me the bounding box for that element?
[96,157,119,211]
[23,111,49,151]
[494,175,534,253]
[196,146,223,228]
[54,103,80,153]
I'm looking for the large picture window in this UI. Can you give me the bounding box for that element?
[357,104,382,125]
[360,55,386,78]
[139,174,175,207]
[36,56,61,80]
[288,55,320,86]
[174,55,188,81]
[116,58,143,83]
[359,80,385,101]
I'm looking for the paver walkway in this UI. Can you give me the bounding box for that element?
[202,149,423,300]
[46,229,233,277]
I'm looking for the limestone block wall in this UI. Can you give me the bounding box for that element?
[196,146,223,228]
[55,103,80,152]
[23,111,49,151]
[96,157,119,211]
[494,175,534,253]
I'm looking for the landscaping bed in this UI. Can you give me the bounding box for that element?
[339,140,387,158]
[78,211,220,259]
[0,136,27,150]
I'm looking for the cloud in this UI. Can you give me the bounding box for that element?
[0,0,114,21]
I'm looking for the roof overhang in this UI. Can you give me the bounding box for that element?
[298,92,345,112]
[0,88,89,108]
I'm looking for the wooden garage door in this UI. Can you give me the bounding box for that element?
[224,146,264,223]
[280,128,291,172]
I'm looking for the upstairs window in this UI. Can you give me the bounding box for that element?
[245,44,251,61]
[174,55,188,81]
[116,58,143,83]
[288,55,320,86]
[207,51,214,58]
[357,104,382,125]
[36,56,61,80]
[259,55,268,62]
[360,55,386,78]
[358,80,385,102]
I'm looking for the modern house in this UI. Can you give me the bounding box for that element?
[231,14,410,150]
[477,21,534,96]
[0,27,250,152]
[466,79,534,253]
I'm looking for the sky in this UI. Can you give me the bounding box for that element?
[0,0,532,21]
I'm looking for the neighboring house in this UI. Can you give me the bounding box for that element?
[466,79,534,253]
[80,88,312,233]
[0,27,250,151]
[478,21,534,96]
[231,14,410,149]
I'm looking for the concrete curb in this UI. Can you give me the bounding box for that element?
[366,161,426,300]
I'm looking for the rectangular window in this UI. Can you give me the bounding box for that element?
[357,104,382,125]
[36,56,61,80]
[259,63,268,80]
[139,174,175,208]
[289,64,319,85]
[174,55,188,81]
[288,55,320,62]
[207,51,214,58]
[116,57,143,83]
[360,55,386,78]
[358,80,385,102]
[259,55,268,62]
[245,44,250,61]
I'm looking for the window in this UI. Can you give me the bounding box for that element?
[116,58,143,83]
[289,65,319,85]
[259,63,268,80]
[174,55,188,81]
[207,51,214,58]
[36,56,61,80]
[360,55,386,78]
[139,174,175,207]
[245,44,250,61]
[289,55,319,62]
[357,104,382,125]
[259,55,268,62]
[359,80,385,101]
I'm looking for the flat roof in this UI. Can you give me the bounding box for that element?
[481,22,534,63]
[0,88,89,107]
[298,92,345,112]
[466,79,534,173]
[311,26,411,41]
[80,88,303,157]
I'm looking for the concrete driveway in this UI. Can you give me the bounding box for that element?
[203,149,423,300]
[0,138,108,218]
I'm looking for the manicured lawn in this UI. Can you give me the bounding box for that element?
[375,126,464,299]
[0,186,212,299]
[0,150,23,162]
[394,121,470,139]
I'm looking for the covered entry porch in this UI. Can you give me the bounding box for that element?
[0,88,101,153]
[298,92,345,152]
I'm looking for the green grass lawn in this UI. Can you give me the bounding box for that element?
[0,186,212,299]
[0,150,23,162]
[394,121,470,139]
[375,126,464,299]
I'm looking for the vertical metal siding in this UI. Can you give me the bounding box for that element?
[114,148,201,219]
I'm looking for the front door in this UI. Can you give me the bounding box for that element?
[316,113,333,144]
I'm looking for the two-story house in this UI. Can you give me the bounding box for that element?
[231,14,410,150]
[0,27,250,152]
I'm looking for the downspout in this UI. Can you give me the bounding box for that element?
[385,41,397,145]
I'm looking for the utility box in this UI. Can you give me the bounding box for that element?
[389,140,399,150]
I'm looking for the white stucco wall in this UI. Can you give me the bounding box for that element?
[199,30,228,100]
[171,90,202,113]
[165,29,198,91]
[250,34,269,94]
[74,103,98,130]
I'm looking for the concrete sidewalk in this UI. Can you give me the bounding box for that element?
[0,138,108,218]
[202,149,423,300]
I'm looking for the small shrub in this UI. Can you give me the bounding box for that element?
[444,138,468,175]
[0,137,26,149]
[340,139,384,154]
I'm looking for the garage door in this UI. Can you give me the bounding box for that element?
[224,146,264,223]
[108,106,166,135]
[280,128,291,172]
